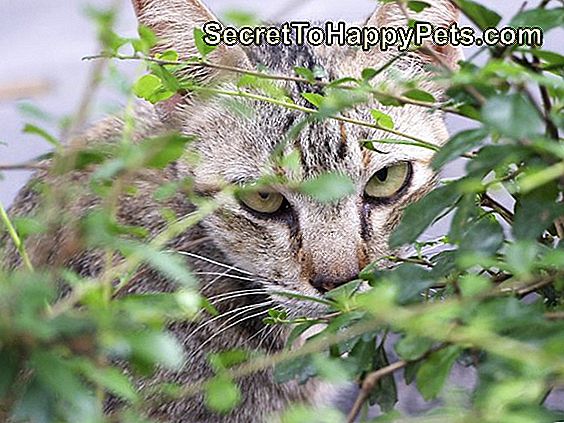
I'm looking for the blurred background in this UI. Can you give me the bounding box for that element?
[0,0,562,416]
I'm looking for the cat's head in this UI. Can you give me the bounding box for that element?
[132,0,461,309]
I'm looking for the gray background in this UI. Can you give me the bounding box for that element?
[0,0,562,417]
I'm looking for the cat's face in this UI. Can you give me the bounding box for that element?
[184,47,448,305]
[132,0,461,311]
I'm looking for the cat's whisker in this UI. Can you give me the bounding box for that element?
[186,300,275,349]
[187,307,274,362]
[174,251,255,276]
[206,288,271,302]
[194,272,258,283]
[208,290,275,307]
[189,288,274,323]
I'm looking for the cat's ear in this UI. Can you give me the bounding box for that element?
[364,0,463,70]
[131,0,250,80]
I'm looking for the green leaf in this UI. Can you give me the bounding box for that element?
[385,264,436,305]
[482,94,543,140]
[205,376,242,413]
[128,332,186,372]
[459,217,504,258]
[416,346,460,400]
[274,355,317,384]
[156,49,179,62]
[362,68,378,81]
[30,351,85,403]
[370,109,395,130]
[0,349,18,397]
[395,335,434,361]
[454,0,502,30]
[222,10,260,27]
[390,183,461,248]
[133,74,174,104]
[139,133,193,169]
[432,128,488,170]
[369,343,398,412]
[301,92,324,108]
[194,27,217,57]
[295,66,315,83]
[77,360,138,402]
[23,124,61,148]
[133,25,158,54]
[402,89,436,104]
[513,184,564,240]
[299,173,355,203]
[11,378,56,423]
[407,1,431,12]
[510,8,564,33]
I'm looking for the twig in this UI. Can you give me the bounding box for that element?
[481,194,514,224]
[83,53,469,117]
[346,360,408,423]
[0,162,49,172]
[186,85,439,149]
[0,201,34,271]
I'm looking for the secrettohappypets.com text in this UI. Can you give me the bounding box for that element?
[202,21,544,51]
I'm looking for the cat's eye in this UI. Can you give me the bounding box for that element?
[365,162,411,200]
[237,190,286,215]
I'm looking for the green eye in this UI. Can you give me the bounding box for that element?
[365,162,411,199]
[238,191,285,214]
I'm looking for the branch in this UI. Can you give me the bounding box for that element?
[83,53,470,117]
[0,162,49,172]
[481,194,514,224]
[346,360,408,423]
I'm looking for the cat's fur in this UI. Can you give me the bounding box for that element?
[3,1,461,421]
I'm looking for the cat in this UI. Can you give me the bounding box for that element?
[3,0,461,421]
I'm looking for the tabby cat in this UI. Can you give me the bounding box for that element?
[4,0,461,421]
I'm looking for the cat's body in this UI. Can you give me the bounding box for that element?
[3,1,461,421]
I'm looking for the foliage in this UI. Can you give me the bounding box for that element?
[1,1,563,422]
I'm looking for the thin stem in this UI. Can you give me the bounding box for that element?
[189,85,439,149]
[346,360,408,423]
[0,202,34,271]
[0,162,48,172]
[83,53,469,117]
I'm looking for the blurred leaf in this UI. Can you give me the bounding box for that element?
[371,109,395,129]
[416,346,461,401]
[395,335,434,361]
[390,184,461,247]
[302,93,324,108]
[23,124,61,148]
[222,10,260,27]
[194,27,217,57]
[510,8,564,33]
[369,342,398,412]
[274,355,317,385]
[513,184,564,240]
[459,217,504,257]
[432,128,488,170]
[407,1,431,12]
[454,0,501,30]
[295,67,315,83]
[205,376,241,413]
[299,173,355,203]
[482,94,543,139]
[402,89,436,104]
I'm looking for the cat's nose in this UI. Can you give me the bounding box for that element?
[310,273,356,294]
